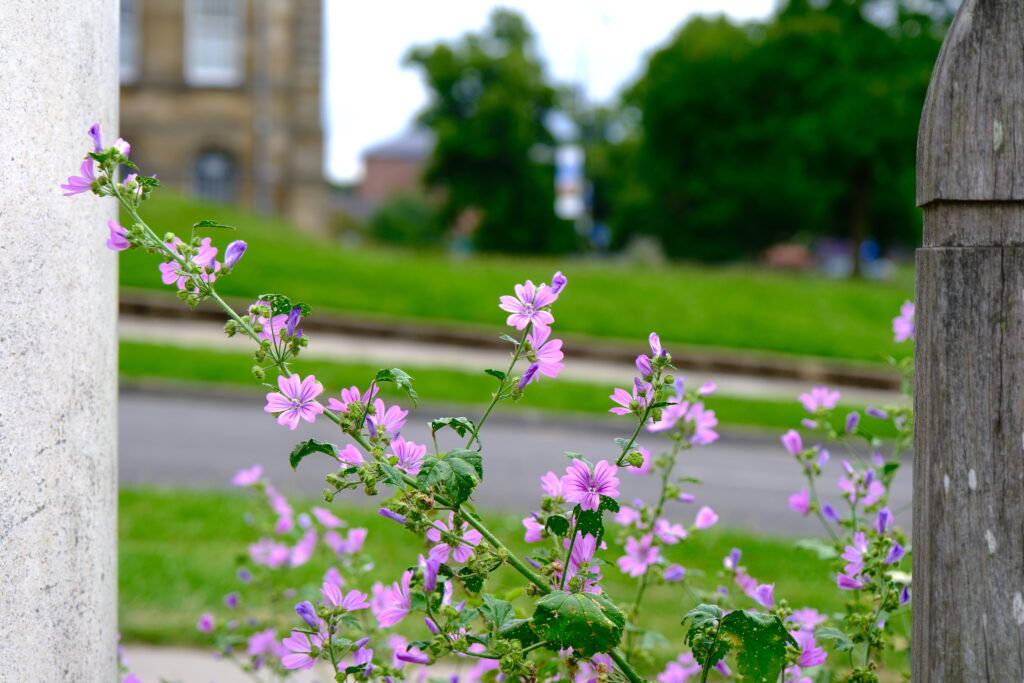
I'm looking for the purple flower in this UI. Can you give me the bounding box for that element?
[845,411,860,433]
[792,629,827,667]
[338,444,364,466]
[523,515,544,543]
[841,532,869,576]
[418,553,441,592]
[224,240,247,267]
[324,567,345,586]
[664,564,686,582]
[424,617,440,634]
[285,307,303,339]
[523,325,564,384]
[281,628,324,670]
[106,220,130,251]
[551,271,568,294]
[373,570,413,628]
[647,400,688,432]
[615,504,643,528]
[427,512,483,563]
[197,613,214,633]
[231,464,262,486]
[822,504,841,523]
[875,508,892,534]
[893,301,915,342]
[327,384,378,412]
[781,430,802,456]
[617,534,660,577]
[88,123,103,152]
[540,471,563,498]
[687,402,719,445]
[884,542,906,565]
[609,379,653,416]
[900,585,911,605]
[367,398,408,439]
[264,374,324,430]
[635,354,653,378]
[321,582,370,611]
[311,506,344,528]
[798,386,841,413]
[498,279,557,330]
[649,332,667,358]
[237,568,253,582]
[562,459,620,511]
[694,506,718,530]
[379,508,406,525]
[294,601,319,629]
[657,653,701,683]
[518,363,539,389]
[248,299,288,341]
[396,647,432,665]
[224,592,239,608]
[653,518,687,544]
[61,158,97,196]
[289,529,317,567]
[866,406,889,419]
[391,436,425,475]
[325,528,367,555]
[788,607,826,631]
[837,573,868,591]
[114,137,131,156]
[723,548,742,570]
[565,533,602,590]
[753,583,775,608]
[788,489,811,515]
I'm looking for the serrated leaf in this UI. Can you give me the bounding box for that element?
[289,439,338,470]
[816,627,855,652]
[484,369,507,381]
[480,595,516,631]
[683,604,723,629]
[417,449,483,505]
[377,460,407,492]
[531,590,625,656]
[374,367,419,406]
[795,538,839,560]
[719,610,797,683]
[192,219,236,230]
[545,515,570,537]
[459,566,484,593]
[574,507,605,543]
[598,496,620,513]
[430,416,477,438]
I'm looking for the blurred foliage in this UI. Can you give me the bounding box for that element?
[405,9,575,254]
[370,194,444,247]
[609,0,955,262]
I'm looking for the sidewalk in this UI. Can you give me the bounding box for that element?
[123,644,333,682]
[119,315,902,406]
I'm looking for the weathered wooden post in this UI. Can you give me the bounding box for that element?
[0,0,118,679]
[915,1,1024,679]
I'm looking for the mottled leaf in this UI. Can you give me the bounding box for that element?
[289,439,338,470]
[418,449,483,505]
[545,515,570,537]
[719,609,797,683]
[430,416,477,438]
[531,590,625,656]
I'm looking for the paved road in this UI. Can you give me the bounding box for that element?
[119,388,912,537]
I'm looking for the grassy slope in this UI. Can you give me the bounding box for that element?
[120,194,913,363]
[120,487,847,651]
[119,340,898,435]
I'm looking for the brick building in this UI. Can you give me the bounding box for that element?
[119,0,327,232]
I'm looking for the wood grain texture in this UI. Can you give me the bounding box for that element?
[924,201,1024,246]
[913,246,1024,680]
[917,0,1024,205]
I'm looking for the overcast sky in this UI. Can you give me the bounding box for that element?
[323,1,779,183]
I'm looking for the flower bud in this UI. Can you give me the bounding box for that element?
[251,366,265,380]
[114,137,131,156]
[626,451,645,468]
[224,240,247,268]
[294,601,319,629]
[224,320,238,337]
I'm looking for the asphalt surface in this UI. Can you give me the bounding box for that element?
[119,387,912,537]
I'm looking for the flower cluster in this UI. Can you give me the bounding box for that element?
[67,126,914,683]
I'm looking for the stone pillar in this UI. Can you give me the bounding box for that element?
[0,1,118,680]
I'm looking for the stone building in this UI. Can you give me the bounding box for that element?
[119,0,327,232]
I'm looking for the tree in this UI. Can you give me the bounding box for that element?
[623,1,946,264]
[406,10,574,254]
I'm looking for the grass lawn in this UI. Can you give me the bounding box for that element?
[119,487,850,654]
[120,194,914,363]
[119,340,899,436]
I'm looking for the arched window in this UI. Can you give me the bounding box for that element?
[193,151,237,203]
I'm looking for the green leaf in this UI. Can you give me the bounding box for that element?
[377,460,407,492]
[430,416,477,438]
[374,368,419,406]
[484,368,506,381]
[545,515,570,536]
[531,590,625,656]
[613,437,635,450]
[498,618,540,648]
[683,604,723,630]
[459,566,485,593]
[816,627,855,653]
[499,334,519,344]
[598,496,620,513]
[192,219,236,230]
[417,449,483,505]
[289,439,338,470]
[480,595,516,631]
[719,610,797,683]
[255,293,311,316]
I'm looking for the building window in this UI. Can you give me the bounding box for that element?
[193,151,237,203]
[184,0,245,87]
[119,0,139,83]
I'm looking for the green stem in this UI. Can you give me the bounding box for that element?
[559,516,579,591]
[467,324,531,450]
[698,621,724,683]
[615,405,653,467]
[609,648,646,683]
[460,510,550,593]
